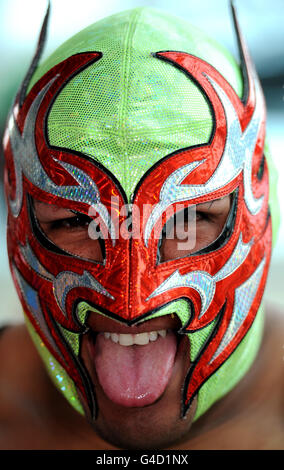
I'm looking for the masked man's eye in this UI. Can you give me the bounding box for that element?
[50,213,92,231]
[158,193,235,262]
[32,199,105,263]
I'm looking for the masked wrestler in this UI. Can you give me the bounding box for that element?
[1,5,283,450]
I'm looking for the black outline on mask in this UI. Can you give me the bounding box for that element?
[27,194,106,265]
[12,0,268,425]
[71,296,226,419]
[27,193,70,256]
[181,301,226,417]
[72,296,193,329]
[130,53,216,205]
[45,304,98,420]
[130,0,253,205]
[156,188,239,264]
[257,154,265,181]
[42,56,129,208]
[72,296,194,419]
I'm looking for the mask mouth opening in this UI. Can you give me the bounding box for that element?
[75,297,193,348]
[81,308,187,409]
[78,295,193,340]
[77,302,191,410]
[84,309,184,343]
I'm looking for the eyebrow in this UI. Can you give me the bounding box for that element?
[33,201,75,219]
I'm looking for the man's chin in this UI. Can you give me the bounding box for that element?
[90,397,197,450]
[80,331,197,449]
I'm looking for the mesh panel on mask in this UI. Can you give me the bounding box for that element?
[47,56,212,201]
[25,315,84,415]
[22,7,275,424]
[189,318,218,362]
[58,326,80,356]
[194,304,265,420]
[28,7,243,201]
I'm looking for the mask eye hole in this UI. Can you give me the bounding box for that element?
[30,198,105,264]
[158,191,237,263]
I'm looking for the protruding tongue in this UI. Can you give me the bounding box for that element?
[91,331,177,407]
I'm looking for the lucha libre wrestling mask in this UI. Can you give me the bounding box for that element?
[3,5,277,421]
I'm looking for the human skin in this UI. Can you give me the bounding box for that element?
[0,195,283,449]
[25,195,230,448]
[33,196,232,263]
[0,308,283,449]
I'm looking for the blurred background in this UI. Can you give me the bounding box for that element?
[0,0,283,326]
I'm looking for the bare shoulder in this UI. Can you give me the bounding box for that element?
[0,323,108,450]
[0,323,41,380]
[0,324,45,414]
[0,324,55,448]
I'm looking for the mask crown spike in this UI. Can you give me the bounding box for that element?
[230,0,251,104]
[18,0,51,108]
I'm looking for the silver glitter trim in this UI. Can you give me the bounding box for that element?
[206,75,264,215]
[147,233,252,318]
[8,78,116,244]
[144,72,265,246]
[20,241,115,317]
[209,257,265,363]
[54,159,116,244]
[53,270,115,314]
[214,234,253,282]
[12,263,65,362]
[147,269,215,319]
[20,243,53,281]
[8,78,57,217]
[144,161,203,246]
